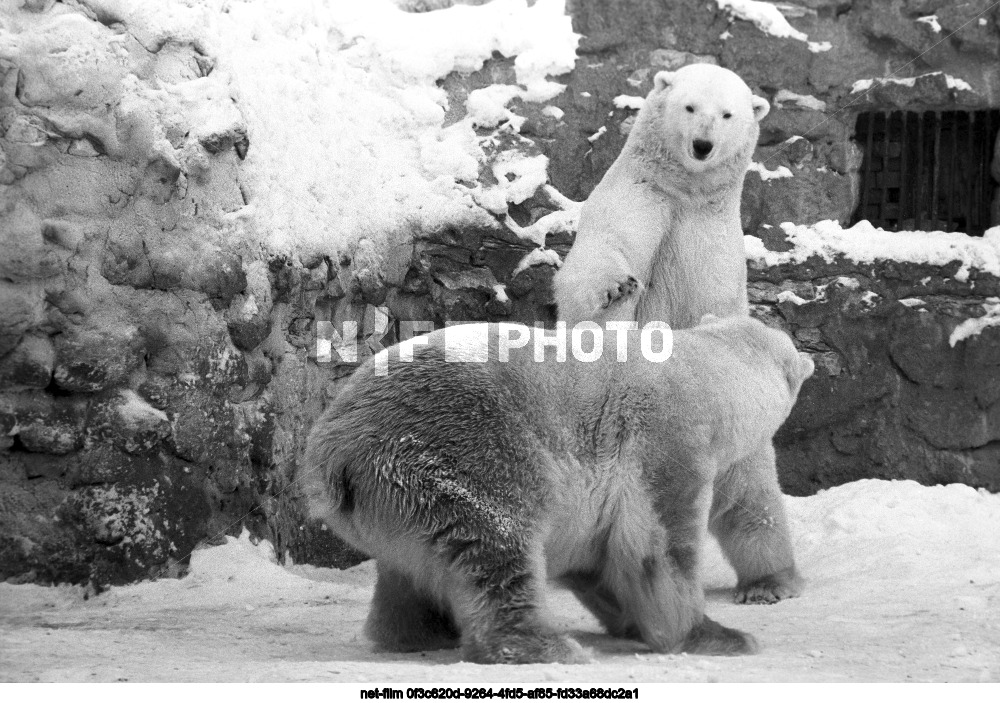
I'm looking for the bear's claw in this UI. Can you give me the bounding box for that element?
[601,276,640,309]
[734,568,804,604]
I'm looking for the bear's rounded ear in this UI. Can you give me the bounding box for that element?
[751,95,770,122]
[653,71,676,92]
[698,313,719,325]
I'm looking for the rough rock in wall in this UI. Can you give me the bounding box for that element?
[748,260,1000,495]
[0,1,262,585]
[0,0,575,586]
[2,0,1000,586]
[0,1,369,585]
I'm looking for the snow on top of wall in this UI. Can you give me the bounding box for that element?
[116,389,169,427]
[613,94,646,110]
[774,89,827,111]
[916,15,942,33]
[716,0,831,52]
[776,290,808,305]
[747,161,793,180]
[944,74,974,91]
[541,105,565,120]
[950,298,1000,347]
[492,283,510,304]
[501,193,579,248]
[745,220,1000,282]
[130,0,579,257]
[474,152,551,215]
[512,246,562,276]
[587,125,608,143]
[851,71,975,94]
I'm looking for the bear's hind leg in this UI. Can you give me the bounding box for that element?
[614,457,756,656]
[710,442,803,604]
[560,571,640,639]
[451,545,588,665]
[601,538,757,655]
[601,549,709,654]
[365,562,460,652]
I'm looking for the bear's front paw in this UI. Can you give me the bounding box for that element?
[601,275,640,309]
[734,568,804,605]
[465,632,592,665]
[681,616,759,656]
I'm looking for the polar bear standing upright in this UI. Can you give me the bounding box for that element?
[554,63,804,604]
[554,63,767,328]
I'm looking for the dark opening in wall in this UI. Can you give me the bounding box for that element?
[852,110,1000,236]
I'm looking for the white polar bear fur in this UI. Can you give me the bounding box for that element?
[553,63,770,329]
[553,65,804,607]
[302,316,814,663]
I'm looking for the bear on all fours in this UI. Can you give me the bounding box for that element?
[554,63,805,605]
[302,316,814,664]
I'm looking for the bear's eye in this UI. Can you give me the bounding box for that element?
[723,112,732,119]
[685,105,694,113]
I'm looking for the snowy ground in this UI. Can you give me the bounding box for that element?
[1,479,998,683]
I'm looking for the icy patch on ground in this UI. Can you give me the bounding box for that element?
[745,220,1000,282]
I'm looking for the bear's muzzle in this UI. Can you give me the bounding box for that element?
[692,139,714,161]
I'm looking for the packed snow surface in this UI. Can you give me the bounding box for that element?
[1,480,998,682]
[745,220,1000,282]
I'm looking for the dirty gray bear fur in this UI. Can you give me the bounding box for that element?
[302,316,814,664]
[554,64,805,605]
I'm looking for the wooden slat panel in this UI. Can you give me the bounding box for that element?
[915,112,925,230]
[899,111,909,232]
[852,109,1000,235]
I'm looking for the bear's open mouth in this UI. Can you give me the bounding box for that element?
[692,139,714,161]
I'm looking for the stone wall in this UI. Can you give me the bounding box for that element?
[2,0,999,587]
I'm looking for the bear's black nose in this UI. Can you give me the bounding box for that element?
[693,139,713,160]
